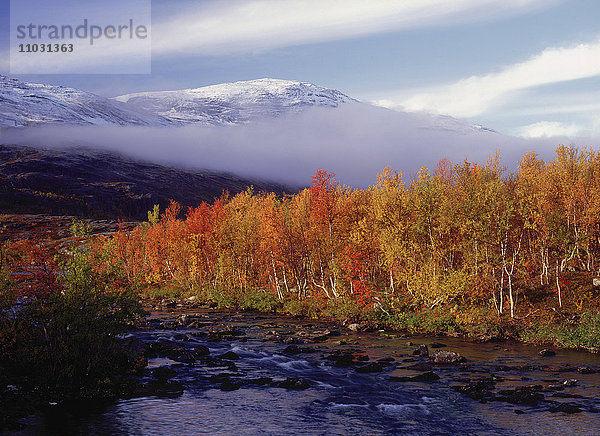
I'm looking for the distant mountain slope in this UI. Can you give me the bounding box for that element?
[0,144,295,220]
[114,78,357,125]
[0,75,172,127]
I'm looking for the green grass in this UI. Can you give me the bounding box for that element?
[521,311,600,351]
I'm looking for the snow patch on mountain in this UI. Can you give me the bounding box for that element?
[114,78,358,125]
[0,75,172,128]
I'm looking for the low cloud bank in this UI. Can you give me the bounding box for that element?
[0,104,591,187]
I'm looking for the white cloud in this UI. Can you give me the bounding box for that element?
[518,121,583,138]
[151,0,551,56]
[1,0,552,75]
[397,39,600,118]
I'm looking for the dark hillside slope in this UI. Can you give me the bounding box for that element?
[0,144,295,220]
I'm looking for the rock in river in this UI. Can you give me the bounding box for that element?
[412,344,429,357]
[355,362,383,373]
[429,350,465,365]
[390,372,440,382]
[274,377,311,390]
[220,351,240,360]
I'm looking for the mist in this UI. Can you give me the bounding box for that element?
[0,104,591,188]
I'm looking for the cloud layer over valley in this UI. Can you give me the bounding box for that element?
[1,103,587,188]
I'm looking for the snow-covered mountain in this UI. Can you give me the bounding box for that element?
[1,75,497,136]
[0,75,172,127]
[114,78,357,125]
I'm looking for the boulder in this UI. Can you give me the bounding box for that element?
[391,372,440,382]
[152,366,177,380]
[429,342,447,349]
[347,323,361,332]
[219,351,240,361]
[429,350,465,365]
[453,380,496,400]
[122,336,148,356]
[148,340,209,363]
[325,350,359,367]
[549,403,583,414]
[274,377,311,390]
[219,381,241,391]
[497,385,544,406]
[412,344,429,357]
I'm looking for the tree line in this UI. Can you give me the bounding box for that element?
[101,146,600,319]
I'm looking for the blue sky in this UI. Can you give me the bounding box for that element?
[1,0,600,137]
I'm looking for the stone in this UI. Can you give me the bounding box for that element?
[121,336,148,356]
[283,344,316,355]
[219,381,241,391]
[193,345,211,356]
[219,351,240,360]
[391,371,440,382]
[412,344,429,357]
[246,377,272,386]
[406,362,432,371]
[497,385,544,406]
[148,340,209,363]
[549,403,582,414]
[148,380,184,397]
[453,380,496,400]
[275,377,310,390]
[283,344,301,355]
[429,350,465,365]
[429,342,447,348]
[152,366,177,380]
[347,323,361,332]
[325,350,359,367]
[355,362,383,373]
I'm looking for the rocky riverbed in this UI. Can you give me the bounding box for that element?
[7,300,600,435]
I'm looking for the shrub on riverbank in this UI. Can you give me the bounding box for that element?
[0,238,144,406]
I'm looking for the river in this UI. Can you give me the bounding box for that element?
[15,306,600,435]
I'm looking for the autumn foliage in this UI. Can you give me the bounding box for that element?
[103,146,600,319]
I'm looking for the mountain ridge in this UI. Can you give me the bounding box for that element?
[0,75,172,128]
[113,78,358,125]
